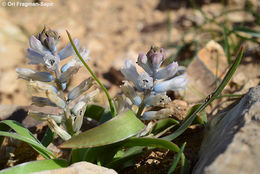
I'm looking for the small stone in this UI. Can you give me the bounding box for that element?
[32,161,117,174]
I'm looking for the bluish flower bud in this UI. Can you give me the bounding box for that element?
[61,82,67,90]
[146,46,166,69]
[27,48,45,64]
[153,74,188,93]
[142,108,173,120]
[37,26,60,54]
[16,68,53,82]
[155,62,178,80]
[137,52,153,75]
[29,35,49,55]
[46,37,57,53]
[58,38,80,60]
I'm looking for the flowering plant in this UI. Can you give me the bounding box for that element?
[0,25,243,174]
[120,45,188,119]
[16,27,98,140]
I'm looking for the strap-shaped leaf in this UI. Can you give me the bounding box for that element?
[232,27,260,38]
[0,131,55,159]
[106,137,186,171]
[0,159,68,174]
[168,142,186,174]
[61,110,145,148]
[152,118,179,135]
[0,120,56,159]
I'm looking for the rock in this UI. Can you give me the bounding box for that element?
[193,86,260,174]
[33,161,117,174]
[0,105,22,120]
[185,41,228,103]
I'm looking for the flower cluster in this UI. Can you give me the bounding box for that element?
[120,46,188,120]
[16,27,97,140]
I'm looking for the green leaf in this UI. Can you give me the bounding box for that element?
[0,120,56,159]
[0,131,55,159]
[0,120,40,143]
[0,159,68,174]
[168,142,186,174]
[61,110,145,148]
[85,104,105,121]
[41,127,55,147]
[82,144,122,165]
[183,104,207,125]
[70,148,88,164]
[109,137,186,170]
[106,146,145,169]
[223,27,231,64]
[162,47,244,141]
[232,27,260,38]
[152,118,179,135]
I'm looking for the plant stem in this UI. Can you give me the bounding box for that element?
[136,90,151,118]
[54,68,74,135]
[66,31,116,117]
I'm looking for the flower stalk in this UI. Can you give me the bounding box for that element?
[66,30,116,117]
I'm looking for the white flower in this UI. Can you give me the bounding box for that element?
[29,80,57,93]
[16,68,53,82]
[47,117,71,141]
[120,59,142,90]
[137,72,153,90]
[29,111,63,123]
[60,47,90,83]
[46,90,66,109]
[43,54,60,71]
[153,74,188,93]
[120,81,141,106]
[58,38,80,60]
[142,108,173,120]
[31,96,56,107]
[29,36,49,55]
[60,65,80,83]
[72,101,87,132]
[68,77,94,100]
[27,35,80,71]
[155,62,178,80]
[145,92,171,106]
